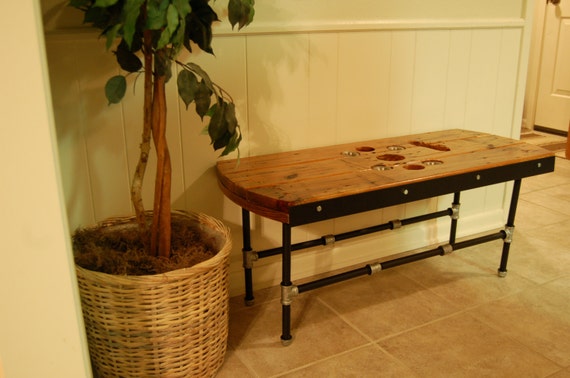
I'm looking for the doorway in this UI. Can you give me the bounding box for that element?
[525,0,570,137]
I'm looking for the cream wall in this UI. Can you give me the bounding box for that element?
[0,1,90,377]
[43,1,534,296]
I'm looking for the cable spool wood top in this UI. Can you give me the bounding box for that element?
[216,129,555,225]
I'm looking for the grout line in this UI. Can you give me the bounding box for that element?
[268,343,377,378]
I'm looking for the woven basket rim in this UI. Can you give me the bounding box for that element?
[74,210,232,284]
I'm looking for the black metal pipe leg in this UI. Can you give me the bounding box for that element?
[498,179,522,277]
[242,209,255,305]
[281,223,294,346]
[449,192,461,245]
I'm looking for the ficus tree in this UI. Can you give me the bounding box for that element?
[70,0,255,258]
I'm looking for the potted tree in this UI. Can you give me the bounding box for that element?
[68,0,254,376]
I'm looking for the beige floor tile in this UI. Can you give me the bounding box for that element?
[316,269,459,341]
[547,367,570,377]
[456,232,570,285]
[469,285,570,367]
[516,198,570,228]
[397,250,535,309]
[378,312,560,377]
[216,347,256,377]
[522,171,570,194]
[280,344,417,378]
[542,275,570,298]
[523,183,570,216]
[519,218,570,250]
[227,294,367,377]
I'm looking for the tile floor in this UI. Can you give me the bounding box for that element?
[218,156,570,378]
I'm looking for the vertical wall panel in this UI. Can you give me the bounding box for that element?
[246,34,310,155]
[387,31,416,135]
[464,29,502,133]
[493,28,523,137]
[337,31,392,142]
[444,30,472,129]
[411,30,451,133]
[308,33,340,147]
[74,40,132,223]
[45,39,95,229]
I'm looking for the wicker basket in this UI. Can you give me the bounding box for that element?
[75,211,232,378]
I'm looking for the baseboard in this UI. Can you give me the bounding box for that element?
[227,209,506,297]
[534,125,568,137]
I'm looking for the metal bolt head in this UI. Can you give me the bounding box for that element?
[316,205,323,212]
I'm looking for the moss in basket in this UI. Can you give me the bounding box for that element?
[73,215,217,275]
[69,0,254,274]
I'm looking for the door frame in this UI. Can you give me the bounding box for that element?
[523,0,548,131]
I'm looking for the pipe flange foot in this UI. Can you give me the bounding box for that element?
[281,336,294,346]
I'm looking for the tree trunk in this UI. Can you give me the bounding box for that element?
[150,70,172,258]
[130,30,154,242]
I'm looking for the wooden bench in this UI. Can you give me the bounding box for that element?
[216,129,555,345]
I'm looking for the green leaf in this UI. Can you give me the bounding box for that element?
[220,129,242,156]
[94,0,119,7]
[69,0,90,8]
[213,131,231,151]
[228,0,255,30]
[173,0,192,18]
[156,4,180,49]
[123,0,144,49]
[177,69,199,109]
[83,6,109,29]
[194,80,212,119]
[105,75,127,104]
[104,23,122,50]
[184,0,218,54]
[208,102,228,142]
[224,102,238,134]
[115,40,143,72]
[146,0,169,30]
[171,20,186,53]
[184,62,214,91]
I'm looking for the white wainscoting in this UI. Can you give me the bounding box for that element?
[45,2,533,296]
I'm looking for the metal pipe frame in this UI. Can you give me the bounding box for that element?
[242,209,255,306]
[498,179,522,277]
[255,208,452,259]
[241,180,525,345]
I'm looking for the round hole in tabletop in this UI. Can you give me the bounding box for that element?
[356,146,375,152]
[422,159,443,166]
[403,164,425,170]
[377,153,405,161]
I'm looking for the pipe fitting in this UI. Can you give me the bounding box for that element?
[368,262,383,275]
[390,219,402,229]
[451,203,461,220]
[281,285,299,306]
[242,250,258,269]
[323,234,336,245]
[440,244,454,255]
[503,226,515,244]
